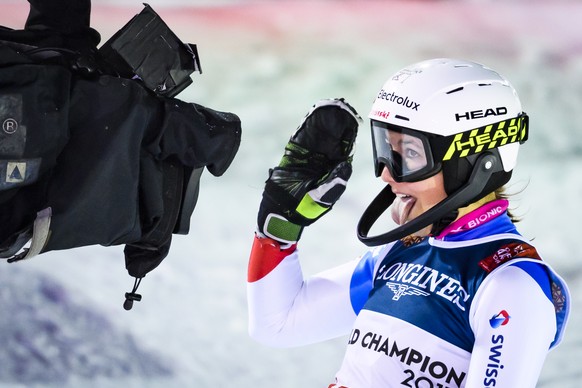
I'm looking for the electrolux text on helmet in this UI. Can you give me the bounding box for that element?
[376,89,420,111]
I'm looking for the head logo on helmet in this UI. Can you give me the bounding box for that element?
[358,58,529,246]
[455,106,507,121]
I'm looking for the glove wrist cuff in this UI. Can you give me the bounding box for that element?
[262,213,303,245]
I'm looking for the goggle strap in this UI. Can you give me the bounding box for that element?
[357,152,501,246]
[431,114,529,163]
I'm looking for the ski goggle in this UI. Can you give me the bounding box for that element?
[371,113,529,182]
[371,121,438,181]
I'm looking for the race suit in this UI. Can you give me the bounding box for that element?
[247,199,570,388]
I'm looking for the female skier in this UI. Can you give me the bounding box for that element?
[247,58,570,387]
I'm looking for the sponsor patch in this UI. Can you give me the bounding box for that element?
[478,242,541,273]
[489,310,511,328]
[551,282,567,313]
[376,262,470,311]
[376,89,420,111]
[483,334,505,387]
[454,107,508,122]
[386,282,430,301]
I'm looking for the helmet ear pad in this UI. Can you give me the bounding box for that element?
[441,150,513,206]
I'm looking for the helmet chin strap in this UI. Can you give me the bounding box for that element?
[357,152,501,247]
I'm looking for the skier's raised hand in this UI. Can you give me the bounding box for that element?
[257,98,361,245]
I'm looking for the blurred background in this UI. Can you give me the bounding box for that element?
[0,0,580,386]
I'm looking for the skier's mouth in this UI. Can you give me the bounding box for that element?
[391,193,417,225]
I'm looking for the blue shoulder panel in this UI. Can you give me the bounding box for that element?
[510,260,570,348]
[510,261,552,301]
[349,251,377,314]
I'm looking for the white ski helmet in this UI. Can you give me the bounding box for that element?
[358,58,529,246]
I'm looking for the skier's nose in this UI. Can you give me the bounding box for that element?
[381,166,396,184]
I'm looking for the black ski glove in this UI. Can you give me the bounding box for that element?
[257,98,361,244]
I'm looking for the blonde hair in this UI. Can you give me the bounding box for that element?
[495,186,520,223]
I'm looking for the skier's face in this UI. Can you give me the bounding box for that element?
[381,166,448,236]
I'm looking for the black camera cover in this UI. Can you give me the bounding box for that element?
[99,3,201,97]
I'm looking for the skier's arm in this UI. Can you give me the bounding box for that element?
[247,237,362,347]
[465,262,557,387]
[247,99,362,346]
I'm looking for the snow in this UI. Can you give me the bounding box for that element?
[0,0,581,387]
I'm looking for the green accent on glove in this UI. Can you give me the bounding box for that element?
[296,193,328,220]
[279,142,309,168]
[264,214,303,243]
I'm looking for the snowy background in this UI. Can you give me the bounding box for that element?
[0,0,581,387]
